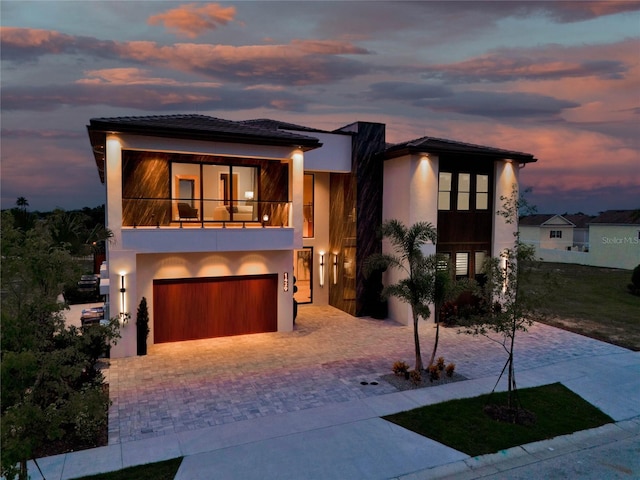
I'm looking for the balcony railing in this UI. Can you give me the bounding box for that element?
[122,198,291,228]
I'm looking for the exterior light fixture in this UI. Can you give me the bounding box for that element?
[333,254,338,285]
[119,272,128,323]
[262,213,269,227]
[319,251,325,287]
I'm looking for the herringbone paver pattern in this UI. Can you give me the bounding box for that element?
[106,306,627,444]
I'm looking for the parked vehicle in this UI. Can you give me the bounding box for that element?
[81,306,107,327]
[77,274,99,292]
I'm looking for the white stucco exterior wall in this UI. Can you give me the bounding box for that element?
[382,154,439,326]
[492,161,519,258]
[292,131,352,172]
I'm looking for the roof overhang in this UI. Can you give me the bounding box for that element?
[87,115,323,184]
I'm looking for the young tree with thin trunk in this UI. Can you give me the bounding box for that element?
[364,220,438,371]
[460,186,550,414]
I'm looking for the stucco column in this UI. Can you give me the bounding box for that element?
[290,150,304,249]
[492,160,519,258]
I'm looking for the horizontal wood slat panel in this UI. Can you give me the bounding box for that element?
[153,274,278,343]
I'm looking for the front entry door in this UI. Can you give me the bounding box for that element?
[294,248,312,304]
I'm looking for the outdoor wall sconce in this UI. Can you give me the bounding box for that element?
[262,213,269,227]
[333,254,338,285]
[319,251,325,287]
[119,272,128,323]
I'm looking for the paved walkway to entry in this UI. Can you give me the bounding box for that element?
[30,305,639,479]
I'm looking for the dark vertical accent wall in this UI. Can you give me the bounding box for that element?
[330,122,387,318]
[122,151,170,226]
[259,162,288,226]
[329,173,356,314]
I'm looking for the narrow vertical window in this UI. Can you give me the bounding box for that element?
[474,251,486,276]
[303,174,314,238]
[455,252,469,278]
[457,173,470,210]
[438,172,452,210]
[476,174,489,210]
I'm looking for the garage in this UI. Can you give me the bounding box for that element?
[153,274,278,343]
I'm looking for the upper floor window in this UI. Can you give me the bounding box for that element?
[550,230,562,238]
[476,174,489,210]
[438,172,452,210]
[171,162,259,222]
[438,171,490,211]
[457,173,471,211]
[303,174,314,238]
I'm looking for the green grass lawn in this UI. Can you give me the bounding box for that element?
[383,383,613,457]
[523,262,640,351]
[74,458,182,480]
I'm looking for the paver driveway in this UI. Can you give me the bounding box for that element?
[106,305,628,445]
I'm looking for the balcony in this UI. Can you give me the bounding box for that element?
[123,198,290,227]
[119,198,296,254]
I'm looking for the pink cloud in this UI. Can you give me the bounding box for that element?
[76,68,221,88]
[0,27,74,51]
[1,27,372,86]
[421,39,637,83]
[147,3,237,38]
[112,40,370,85]
[551,1,640,20]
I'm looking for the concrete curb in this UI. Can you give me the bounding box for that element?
[395,416,640,480]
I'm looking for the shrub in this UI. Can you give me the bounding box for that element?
[440,302,458,326]
[136,297,150,355]
[409,369,422,385]
[436,357,446,371]
[428,365,440,382]
[445,363,456,377]
[392,361,410,376]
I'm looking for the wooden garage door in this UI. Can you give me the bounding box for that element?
[153,274,278,343]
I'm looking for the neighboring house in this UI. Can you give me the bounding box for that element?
[519,214,575,251]
[520,210,639,270]
[87,114,536,357]
[563,213,594,251]
[589,210,640,270]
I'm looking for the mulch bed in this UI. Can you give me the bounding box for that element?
[380,371,467,391]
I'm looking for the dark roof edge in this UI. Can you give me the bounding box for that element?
[87,119,321,150]
[383,141,537,163]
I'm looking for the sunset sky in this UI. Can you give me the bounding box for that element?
[1,1,639,215]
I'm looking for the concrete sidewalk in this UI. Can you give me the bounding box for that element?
[28,349,640,480]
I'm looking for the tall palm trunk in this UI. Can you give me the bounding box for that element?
[428,306,441,367]
[412,308,424,371]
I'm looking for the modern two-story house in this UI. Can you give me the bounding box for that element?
[87,114,536,357]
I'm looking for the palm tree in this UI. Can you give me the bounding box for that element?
[364,220,438,371]
[15,197,29,211]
